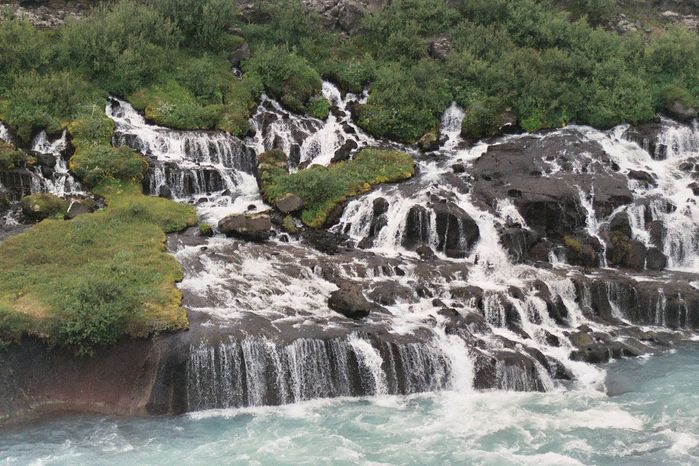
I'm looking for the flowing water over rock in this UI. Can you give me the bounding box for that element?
[100,82,699,412]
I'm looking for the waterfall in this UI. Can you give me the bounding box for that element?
[100,89,699,412]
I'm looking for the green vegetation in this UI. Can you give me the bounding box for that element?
[198,223,214,237]
[20,193,69,220]
[260,148,415,227]
[1,0,697,144]
[0,182,196,355]
[0,141,25,170]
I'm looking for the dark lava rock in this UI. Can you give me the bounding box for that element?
[609,212,633,238]
[648,220,667,248]
[452,163,465,174]
[328,282,372,319]
[568,331,594,347]
[302,229,347,254]
[218,212,272,241]
[645,247,667,271]
[158,185,172,199]
[432,202,480,258]
[427,36,451,60]
[627,169,656,186]
[416,245,437,260]
[274,193,305,214]
[229,41,251,67]
[367,281,415,306]
[332,139,358,163]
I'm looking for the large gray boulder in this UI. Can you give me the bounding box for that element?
[218,211,272,241]
[328,281,373,319]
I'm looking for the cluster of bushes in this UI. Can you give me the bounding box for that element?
[259,148,415,227]
[0,141,26,170]
[240,0,698,142]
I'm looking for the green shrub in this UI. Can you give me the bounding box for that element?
[150,0,238,52]
[243,45,322,114]
[20,193,69,220]
[308,96,330,120]
[356,61,451,143]
[0,142,26,170]
[260,148,415,227]
[70,145,147,187]
[0,71,100,143]
[59,0,178,95]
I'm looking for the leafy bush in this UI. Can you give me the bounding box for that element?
[0,71,99,143]
[243,45,322,114]
[20,193,69,220]
[70,145,147,187]
[260,148,415,227]
[308,96,330,120]
[356,61,451,143]
[59,0,178,95]
[150,0,238,52]
[0,142,26,170]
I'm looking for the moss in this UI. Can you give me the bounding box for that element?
[260,148,415,228]
[0,141,26,170]
[199,223,214,237]
[282,215,300,234]
[0,181,196,356]
[20,193,69,220]
[563,236,583,254]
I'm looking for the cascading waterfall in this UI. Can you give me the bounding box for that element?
[101,84,699,412]
[106,98,263,223]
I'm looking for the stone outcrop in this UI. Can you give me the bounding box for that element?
[218,211,273,241]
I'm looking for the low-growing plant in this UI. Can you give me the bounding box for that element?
[260,148,415,227]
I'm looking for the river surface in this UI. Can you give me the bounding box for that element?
[2,342,697,465]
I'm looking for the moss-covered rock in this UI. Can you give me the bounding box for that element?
[259,148,415,228]
[199,223,214,237]
[21,193,69,220]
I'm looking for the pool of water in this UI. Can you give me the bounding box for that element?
[2,343,698,465]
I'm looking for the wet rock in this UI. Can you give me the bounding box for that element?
[218,211,273,241]
[569,341,641,364]
[568,331,594,348]
[622,122,667,160]
[331,139,358,163]
[499,227,538,263]
[452,163,465,174]
[609,212,632,238]
[328,281,372,319]
[432,202,480,258]
[35,152,56,169]
[367,281,415,305]
[416,245,437,261]
[648,220,667,248]
[626,240,648,270]
[417,131,439,152]
[645,247,667,271]
[627,169,656,187]
[302,229,347,254]
[64,199,95,220]
[229,41,251,67]
[274,193,305,213]
[158,185,172,199]
[540,330,560,347]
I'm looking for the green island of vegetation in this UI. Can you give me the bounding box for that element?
[259,148,415,227]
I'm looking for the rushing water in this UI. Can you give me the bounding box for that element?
[2,343,698,465]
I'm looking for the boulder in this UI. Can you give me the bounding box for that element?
[158,185,172,199]
[218,211,272,241]
[432,202,480,258]
[627,169,656,187]
[645,247,667,271]
[417,131,439,152]
[666,100,698,122]
[274,193,305,213]
[648,220,666,248]
[568,331,594,347]
[328,281,372,319]
[229,41,251,67]
[331,139,358,163]
[302,229,347,254]
[367,281,415,305]
[427,37,451,60]
[64,199,95,220]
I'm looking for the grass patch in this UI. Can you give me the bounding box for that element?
[20,193,69,220]
[259,148,415,227]
[0,181,196,355]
